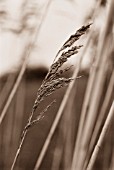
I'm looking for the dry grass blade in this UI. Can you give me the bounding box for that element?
[87,101,114,170]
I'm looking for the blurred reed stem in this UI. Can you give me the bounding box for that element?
[0,0,52,126]
[10,1,53,169]
[87,101,114,170]
[72,1,114,169]
[84,68,114,169]
[51,120,65,170]
[71,2,103,168]
[0,74,16,111]
[110,145,114,170]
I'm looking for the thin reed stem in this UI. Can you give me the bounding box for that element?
[109,145,114,170]
[11,130,27,170]
[0,74,16,110]
[87,101,114,170]
[84,68,114,169]
[71,2,103,168]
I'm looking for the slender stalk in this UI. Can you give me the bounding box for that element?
[0,56,28,126]
[2,99,15,169]
[0,74,16,110]
[109,145,114,170]
[71,52,94,170]
[11,130,27,170]
[11,79,26,154]
[87,101,114,170]
[83,68,114,169]
[71,1,103,168]
[51,121,64,170]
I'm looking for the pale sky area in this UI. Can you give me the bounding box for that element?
[0,0,105,76]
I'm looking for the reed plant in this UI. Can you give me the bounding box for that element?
[10,24,91,170]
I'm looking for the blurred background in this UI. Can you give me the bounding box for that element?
[0,0,114,170]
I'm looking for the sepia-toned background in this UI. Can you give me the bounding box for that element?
[0,0,114,170]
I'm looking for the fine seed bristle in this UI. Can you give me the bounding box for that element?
[61,24,92,50]
[45,45,83,81]
[54,23,92,62]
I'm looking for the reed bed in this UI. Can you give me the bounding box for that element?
[0,0,114,170]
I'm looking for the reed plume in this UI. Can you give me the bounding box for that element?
[11,23,91,170]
